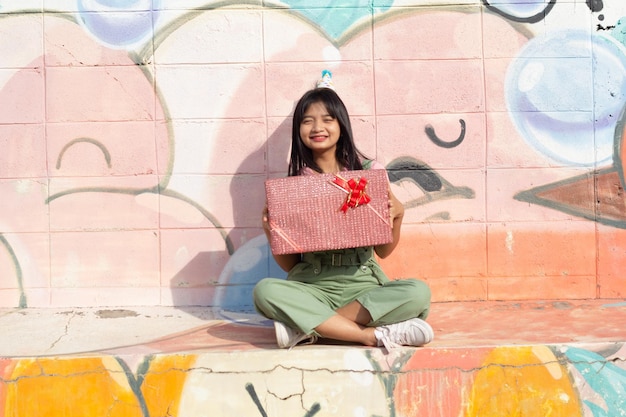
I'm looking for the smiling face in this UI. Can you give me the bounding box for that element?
[299,101,341,159]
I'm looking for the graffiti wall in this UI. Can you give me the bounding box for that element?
[2,342,626,416]
[1,0,626,309]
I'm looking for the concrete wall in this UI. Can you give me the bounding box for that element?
[1,1,625,309]
[2,343,625,416]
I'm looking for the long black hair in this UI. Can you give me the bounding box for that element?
[288,88,368,176]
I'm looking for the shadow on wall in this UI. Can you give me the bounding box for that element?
[216,118,294,322]
[171,117,292,321]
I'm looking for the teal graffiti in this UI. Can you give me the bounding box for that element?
[613,17,626,47]
[283,0,393,40]
[563,347,626,417]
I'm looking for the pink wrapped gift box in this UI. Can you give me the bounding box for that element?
[265,169,393,255]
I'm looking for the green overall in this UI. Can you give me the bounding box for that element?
[253,247,431,336]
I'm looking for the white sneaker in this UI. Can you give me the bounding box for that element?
[374,318,434,352]
[274,321,318,349]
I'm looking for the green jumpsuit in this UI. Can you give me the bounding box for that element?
[253,246,431,336]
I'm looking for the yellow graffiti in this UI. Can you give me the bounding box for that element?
[466,346,582,417]
[2,355,196,417]
[4,357,141,417]
[141,354,196,416]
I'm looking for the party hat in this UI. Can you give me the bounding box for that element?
[316,70,335,90]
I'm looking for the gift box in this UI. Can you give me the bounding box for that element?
[265,169,393,255]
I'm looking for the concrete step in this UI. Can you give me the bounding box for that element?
[1,300,625,416]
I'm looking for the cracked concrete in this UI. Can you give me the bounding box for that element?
[0,306,217,357]
[1,299,625,358]
[1,300,625,416]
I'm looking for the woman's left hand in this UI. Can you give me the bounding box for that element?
[388,187,404,227]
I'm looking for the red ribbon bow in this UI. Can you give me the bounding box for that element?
[332,176,371,213]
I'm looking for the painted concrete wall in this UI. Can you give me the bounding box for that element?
[0,1,625,309]
[2,343,626,416]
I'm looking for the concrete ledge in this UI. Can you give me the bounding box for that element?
[1,300,626,416]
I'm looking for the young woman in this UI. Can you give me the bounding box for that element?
[253,82,433,351]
